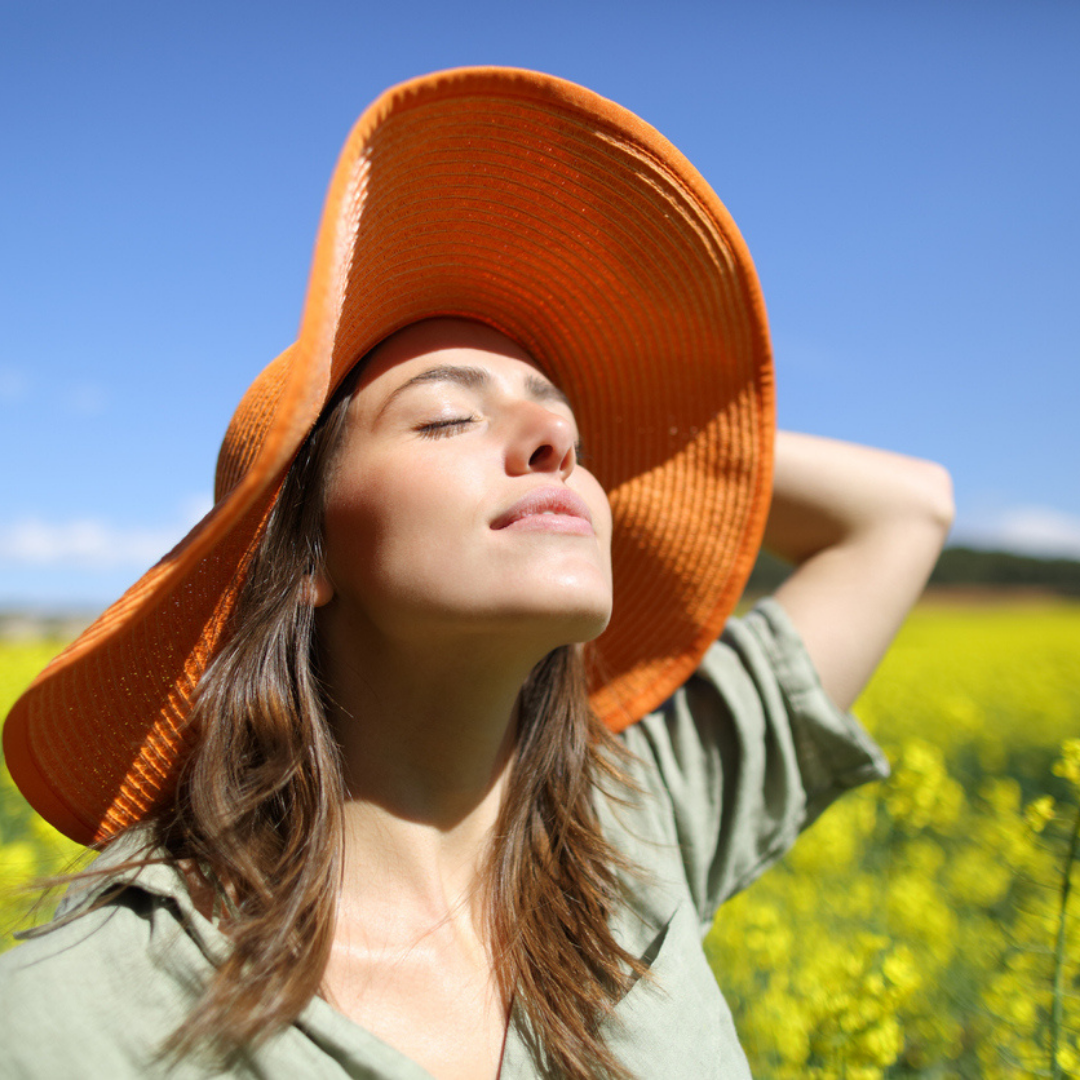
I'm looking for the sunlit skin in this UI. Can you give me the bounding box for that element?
[307,320,955,1080]
[312,318,612,1080]
[315,318,613,662]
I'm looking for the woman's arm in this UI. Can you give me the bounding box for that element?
[763,430,955,711]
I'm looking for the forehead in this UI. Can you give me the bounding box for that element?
[356,317,558,396]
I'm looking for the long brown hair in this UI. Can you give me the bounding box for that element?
[155,356,647,1078]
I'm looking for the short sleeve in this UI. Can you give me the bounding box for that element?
[616,597,890,928]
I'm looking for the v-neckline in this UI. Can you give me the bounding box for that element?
[294,984,521,1080]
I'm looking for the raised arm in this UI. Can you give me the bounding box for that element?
[763,430,955,711]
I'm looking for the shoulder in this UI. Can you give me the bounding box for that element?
[600,598,889,921]
[0,852,215,1077]
[623,597,889,801]
[2,883,157,992]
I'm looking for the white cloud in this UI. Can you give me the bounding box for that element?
[952,505,1080,560]
[0,497,214,571]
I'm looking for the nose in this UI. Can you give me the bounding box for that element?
[505,401,577,479]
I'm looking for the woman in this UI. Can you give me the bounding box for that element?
[0,68,953,1079]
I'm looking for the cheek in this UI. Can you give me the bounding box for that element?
[322,463,479,599]
[578,475,614,557]
[598,495,613,551]
[321,486,379,594]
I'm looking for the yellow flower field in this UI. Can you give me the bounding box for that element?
[0,641,87,936]
[2,600,1078,1075]
[709,601,1080,1077]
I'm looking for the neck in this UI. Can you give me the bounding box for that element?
[318,607,547,916]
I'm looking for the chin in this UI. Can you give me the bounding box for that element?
[521,598,613,650]
[564,605,613,645]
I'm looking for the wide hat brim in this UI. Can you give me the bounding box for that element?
[4,66,774,845]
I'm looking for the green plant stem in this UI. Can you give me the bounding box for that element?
[1051,801,1080,1080]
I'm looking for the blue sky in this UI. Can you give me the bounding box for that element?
[1,0,1077,608]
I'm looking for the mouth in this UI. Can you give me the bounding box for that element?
[491,486,595,535]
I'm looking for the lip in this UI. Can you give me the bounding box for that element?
[491,486,595,535]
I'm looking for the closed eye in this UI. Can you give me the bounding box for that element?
[416,416,477,438]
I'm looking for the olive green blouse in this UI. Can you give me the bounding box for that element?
[0,599,889,1078]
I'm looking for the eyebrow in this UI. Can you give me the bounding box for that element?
[377,364,573,416]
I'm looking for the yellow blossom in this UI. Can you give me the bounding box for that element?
[1024,794,1057,832]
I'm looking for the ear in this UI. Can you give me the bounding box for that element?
[306,572,334,608]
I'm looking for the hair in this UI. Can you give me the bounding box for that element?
[152,355,648,1079]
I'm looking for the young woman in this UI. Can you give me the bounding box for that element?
[0,68,953,1079]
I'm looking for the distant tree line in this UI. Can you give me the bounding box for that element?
[928,546,1080,595]
[745,546,1080,597]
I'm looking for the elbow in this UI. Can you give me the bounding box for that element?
[898,457,954,557]
[920,459,956,537]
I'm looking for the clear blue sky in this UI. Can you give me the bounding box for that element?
[2,0,1077,607]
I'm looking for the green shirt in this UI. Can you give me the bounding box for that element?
[0,599,889,1078]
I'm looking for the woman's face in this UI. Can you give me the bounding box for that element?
[315,319,613,655]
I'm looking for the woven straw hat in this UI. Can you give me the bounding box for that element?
[4,66,774,845]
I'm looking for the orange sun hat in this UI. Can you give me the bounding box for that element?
[4,66,774,846]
